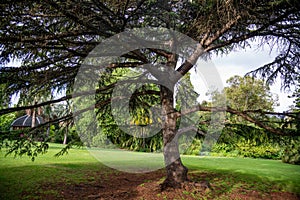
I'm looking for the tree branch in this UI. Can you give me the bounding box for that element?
[204,15,242,47]
[177,126,205,136]
[205,9,294,52]
[179,105,298,135]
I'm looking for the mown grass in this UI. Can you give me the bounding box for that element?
[0,143,106,200]
[0,143,299,199]
[183,156,300,193]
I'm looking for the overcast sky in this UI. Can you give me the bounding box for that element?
[190,45,295,112]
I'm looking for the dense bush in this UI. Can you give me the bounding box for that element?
[210,124,283,159]
[208,124,300,164]
[89,116,299,163]
[212,142,281,159]
[48,125,80,144]
[282,137,300,165]
[181,138,202,155]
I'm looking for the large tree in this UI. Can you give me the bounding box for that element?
[209,75,279,123]
[0,0,299,189]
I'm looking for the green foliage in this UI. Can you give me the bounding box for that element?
[282,137,300,165]
[210,124,300,163]
[280,80,300,164]
[54,140,84,157]
[47,124,80,145]
[234,143,281,159]
[205,75,299,162]
[224,75,277,112]
[0,112,15,132]
[181,138,202,155]
[91,132,114,148]
[3,139,49,161]
[211,124,282,159]
[47,125,58,142]
[290,79,300,133]
[208,75,278,125]
[93,67,164,152]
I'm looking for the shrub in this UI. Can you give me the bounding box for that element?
[182,138,202,155]
[282,138,300,165]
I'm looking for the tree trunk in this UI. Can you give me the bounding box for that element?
[63,126,68,145]
[160,85,188,190]
[63,133,67,145]
[31,108,36,128]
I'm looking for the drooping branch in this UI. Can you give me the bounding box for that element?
[226,107,285,135]
[243,109,298,118]
[246,42,299,89]
[0,77,161,115]
[179,105,298,136]
[0,83,115,115]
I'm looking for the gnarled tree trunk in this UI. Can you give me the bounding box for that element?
[160,85,188,190]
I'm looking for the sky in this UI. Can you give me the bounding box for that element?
[190,45,295,112]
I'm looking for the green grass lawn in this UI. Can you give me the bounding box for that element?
[0,143,299,199]
[0,143,104,200]
[183,156,300,194]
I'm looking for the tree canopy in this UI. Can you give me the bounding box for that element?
[0,0,299,106]
[209,75,279,123]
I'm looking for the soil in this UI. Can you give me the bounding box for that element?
[23,169,300,200]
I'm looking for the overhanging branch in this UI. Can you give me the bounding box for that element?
[179,105,298,135]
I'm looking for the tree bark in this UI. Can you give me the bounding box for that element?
[160,85,188,190]
[31,108,36,128]
[63,133,67,145]
[63,126,68,145]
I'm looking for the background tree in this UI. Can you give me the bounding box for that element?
[224,76,278,111]
[291,80,300,133]
[0,0,299,189]
[207,76,284,159]
[279,79,300,164]
[210,75,279,122]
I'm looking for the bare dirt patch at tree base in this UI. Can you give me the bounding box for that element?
[23,169,299,200]
[136,180,300,200]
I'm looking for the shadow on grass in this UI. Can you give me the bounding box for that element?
[186,171,300,200]
[1,154,300,199]
[184,157,300,195]
[0,162,165,200]
[188,168,300,199]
